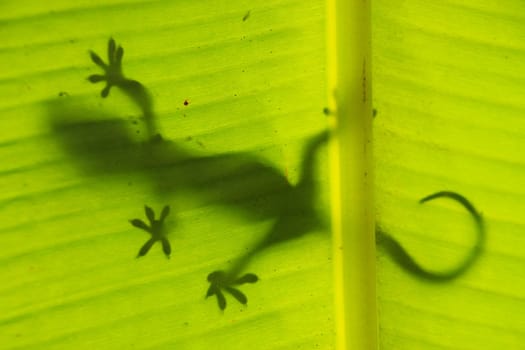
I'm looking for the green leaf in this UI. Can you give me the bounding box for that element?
[2,0,524,349]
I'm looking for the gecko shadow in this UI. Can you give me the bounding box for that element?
[376,191,486,282]
[48,38,486,309]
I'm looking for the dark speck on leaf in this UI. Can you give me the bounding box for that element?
[372,108,377,117]
[184,100,189,106]
[323,107,330,116]
[243,10,251,21]
[58,91,69,97]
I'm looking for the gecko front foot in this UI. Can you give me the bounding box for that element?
[88,38,126,97]
[130,205,172,258]
[206,271,259,310]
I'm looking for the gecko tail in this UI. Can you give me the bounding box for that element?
[376,191,486,282]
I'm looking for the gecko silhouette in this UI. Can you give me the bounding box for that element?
[48,39,485,309]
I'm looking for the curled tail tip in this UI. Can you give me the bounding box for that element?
[419,190,460,203]
[419,190,484,223]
